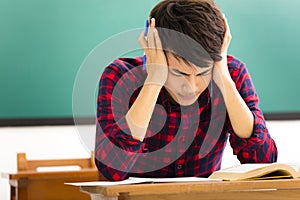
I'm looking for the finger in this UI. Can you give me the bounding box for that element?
[150,18,155,28]
[147,19,155,49]
[150,17,161,48]
[138,31,147,50]
[223,16,231,38]
[153,28,163,50]
[220,15,231,54]
[150,18,160,49]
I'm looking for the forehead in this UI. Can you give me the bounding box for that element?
[166,52,212,73]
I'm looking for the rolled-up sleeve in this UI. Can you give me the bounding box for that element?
[227,56,278,163]
[95,60,145,181]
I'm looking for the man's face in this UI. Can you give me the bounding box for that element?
[164,53,212,106]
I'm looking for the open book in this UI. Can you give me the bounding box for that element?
[208,163,300,181]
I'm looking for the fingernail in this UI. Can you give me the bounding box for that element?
[151,18,155,24]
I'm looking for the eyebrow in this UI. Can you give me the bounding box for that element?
[172,68,211,76]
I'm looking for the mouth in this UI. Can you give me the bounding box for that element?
[178,93,197,101]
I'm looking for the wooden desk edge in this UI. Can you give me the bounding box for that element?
[80,179,300,197]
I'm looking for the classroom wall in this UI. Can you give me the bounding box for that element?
[1,0,300,121]
[1,120,300,199]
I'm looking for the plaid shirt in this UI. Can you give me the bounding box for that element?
[95,55,277,181]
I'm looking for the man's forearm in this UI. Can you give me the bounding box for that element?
[220,77,254,138]
[126,84,162,141]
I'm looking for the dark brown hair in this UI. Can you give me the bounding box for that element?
[150,0,225,63]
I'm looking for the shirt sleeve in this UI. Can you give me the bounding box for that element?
[94,60,145,181]
[227,56,278,163]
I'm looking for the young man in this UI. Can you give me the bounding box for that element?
[95,0,277,181]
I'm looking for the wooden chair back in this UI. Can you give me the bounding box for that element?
[17,151,96,171]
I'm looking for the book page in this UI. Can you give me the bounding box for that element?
[66,177,222,187]
[129,177,221,183]
[283,163,300,173]
[220,164,274,173]
[65,178,149,187]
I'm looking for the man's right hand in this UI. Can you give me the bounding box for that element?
[138,18,168,86]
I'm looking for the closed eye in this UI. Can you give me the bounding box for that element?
[171,68,211,76]
[171,69,189,76]
[196,69,211,76]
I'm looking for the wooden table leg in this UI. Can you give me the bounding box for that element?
[10,185,16,200]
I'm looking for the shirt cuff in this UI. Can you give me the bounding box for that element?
[110,116,145,152]
[229,112,266,155]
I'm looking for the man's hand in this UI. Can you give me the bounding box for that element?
[138,18,168,86]
[213,15,233,89]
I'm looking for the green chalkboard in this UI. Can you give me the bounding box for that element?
[0,0,160,119]
[0,0,299,120]
[216,0,300,113]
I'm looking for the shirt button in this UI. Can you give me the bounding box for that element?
[177,164,182,170]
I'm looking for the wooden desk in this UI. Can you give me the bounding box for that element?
[1,169,103,200]
[79,179,300,200]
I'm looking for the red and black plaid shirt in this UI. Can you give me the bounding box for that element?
[95,55,277,181]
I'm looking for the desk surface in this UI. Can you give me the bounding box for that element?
[80,179,300,200]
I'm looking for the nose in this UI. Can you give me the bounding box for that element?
[183,75,198,94]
